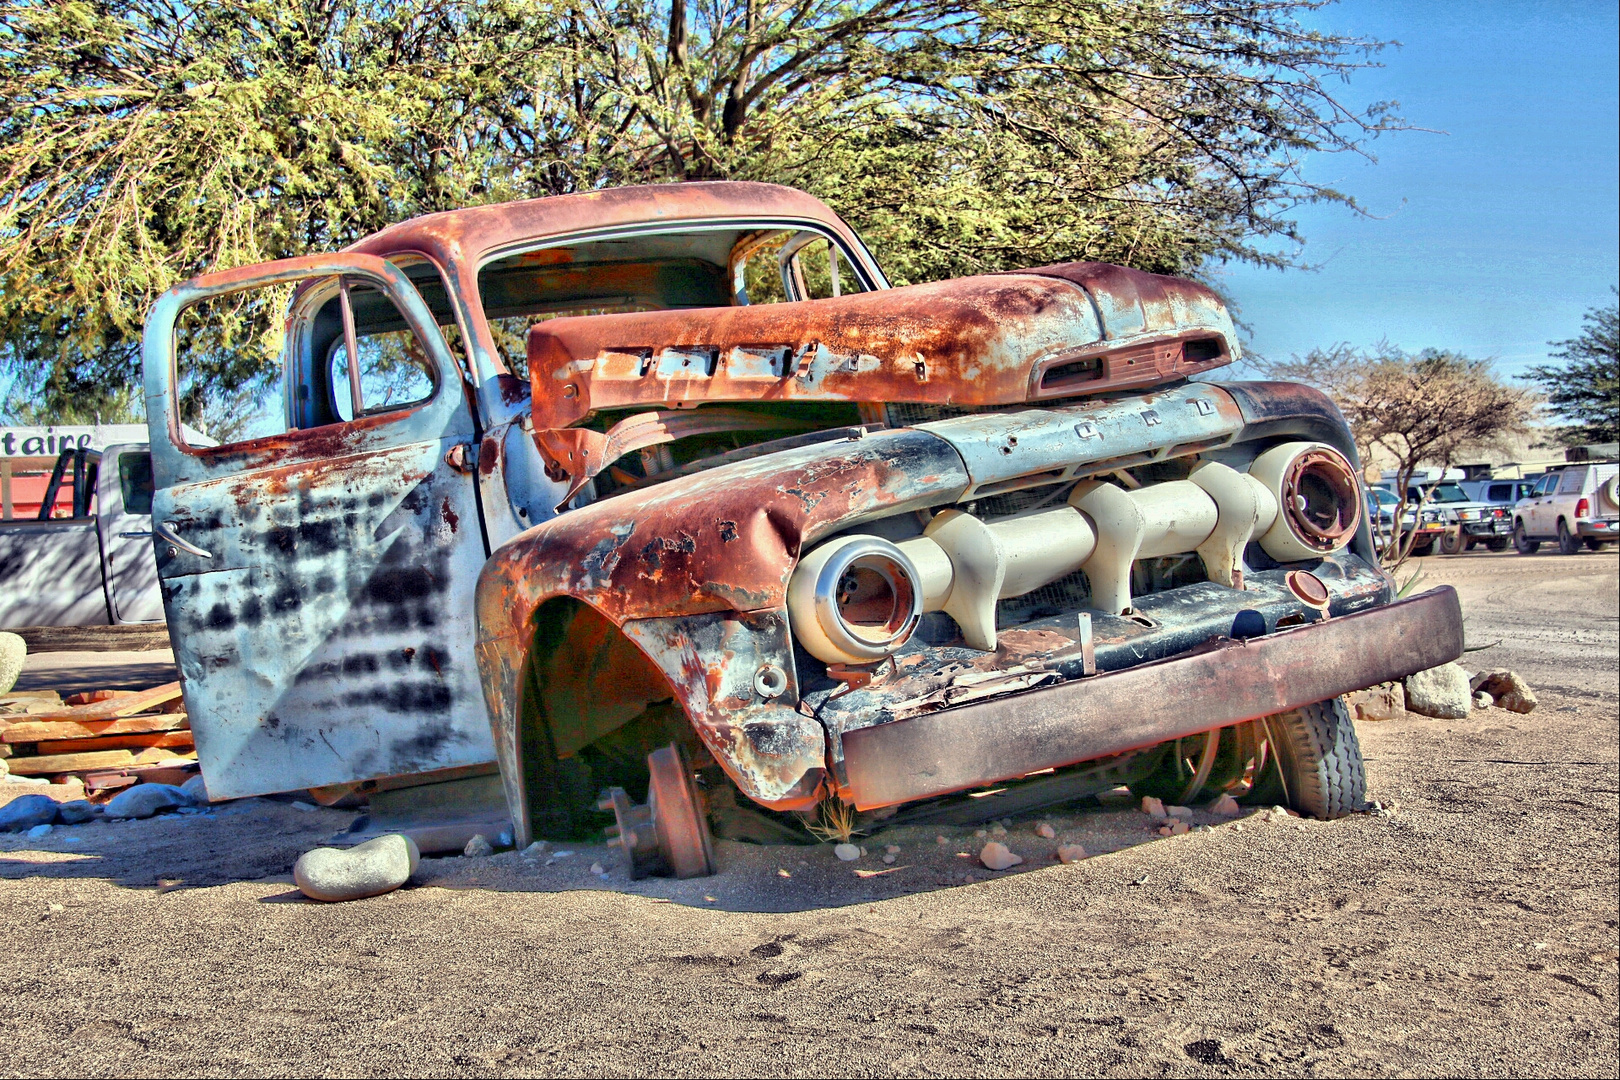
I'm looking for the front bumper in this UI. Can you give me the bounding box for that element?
[1462,518,1510,537]
[840,586,1463,809]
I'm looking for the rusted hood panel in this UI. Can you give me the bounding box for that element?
[526,264,1236,430]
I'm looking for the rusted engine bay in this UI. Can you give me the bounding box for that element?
[136,182,1463,859]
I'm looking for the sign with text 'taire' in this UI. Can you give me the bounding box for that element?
[0,424,152,457]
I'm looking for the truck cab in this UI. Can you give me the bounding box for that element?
[143,182,1463,860]
[0,443,166,629]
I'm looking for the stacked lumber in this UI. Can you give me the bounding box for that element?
[0,682,196,788]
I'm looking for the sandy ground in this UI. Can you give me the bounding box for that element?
[1,549,1615,1077]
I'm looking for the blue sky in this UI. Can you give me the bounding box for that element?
[1214,0,1619,378]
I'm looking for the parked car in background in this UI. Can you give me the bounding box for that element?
[0,444,165,628]
[1367,479,1458,557]
[1513,462,1620,554]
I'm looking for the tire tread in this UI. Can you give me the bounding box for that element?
[1264,696,1366,819]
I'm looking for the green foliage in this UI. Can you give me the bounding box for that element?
[1525,289,1619,446]
[1,0,1396,428]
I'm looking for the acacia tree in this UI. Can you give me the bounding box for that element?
[1,0,1398,431]
[1262,345,1540,567]
[1526,289,1619,446]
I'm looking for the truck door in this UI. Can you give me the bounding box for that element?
[145,254,492,799]
[1526,473,1556,534]
[94,445,165,623]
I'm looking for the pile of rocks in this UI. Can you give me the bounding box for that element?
[1348,665,1539,722]
[0,775,211,837]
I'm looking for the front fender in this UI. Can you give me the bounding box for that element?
[473,428,970,838]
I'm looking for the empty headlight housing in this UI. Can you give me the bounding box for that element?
[786,535,923,665]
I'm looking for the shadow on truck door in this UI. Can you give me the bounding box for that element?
[143,254,494,800]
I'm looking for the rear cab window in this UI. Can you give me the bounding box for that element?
[476,226,876,379]
[475,224,880,497]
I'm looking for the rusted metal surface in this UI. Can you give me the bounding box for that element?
[840,586,1463,809]
[472,379,1375,826]
[144,255,495,800]
[521,263,1235,492]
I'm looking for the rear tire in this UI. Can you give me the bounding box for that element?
[1261,697,1367,820]
[1487,537,1510,552]
[1557,519,1581,555]
[1514,521,1539,554]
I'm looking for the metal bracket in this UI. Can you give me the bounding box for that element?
[444,442,479,474]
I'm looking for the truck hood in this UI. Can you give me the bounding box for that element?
[525,262,1238,432]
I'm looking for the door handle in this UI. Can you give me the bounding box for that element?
[155,520,212,559]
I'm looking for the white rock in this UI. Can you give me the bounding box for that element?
[1169,820,1190,835]
[974,828,987,838]
[935,835,949,845]
[522,841,548,858]
[1035,822,1056,839]
[294,834,420,902]
[989,823,1006,836]
[1141,796,1167,819]
[26,822,52,839]
[882,853,896,865]
[833,842,862,862]
[464,833,494,857]
[1209,794,1241,816]
[0,632,25,696]
[1167,805,1192,819]
[589,862,605,875]
[290,801,319,813]
[1404,662,1472,719]
[1056,844,1087,864]
[1472,690,1493,709]
[180,775,211,804]
[979,842,1023,870]
[103,783,190,820]
[885,844,901,855]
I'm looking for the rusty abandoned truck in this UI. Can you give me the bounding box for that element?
[143,182,1463,874]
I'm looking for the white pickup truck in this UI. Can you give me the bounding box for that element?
[0,444,166,628]
[1512,462,1620,554]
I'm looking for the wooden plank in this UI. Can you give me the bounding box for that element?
[15,681,182,722]
[1,712,188,743]
[36,730,194,755]
[7,747,194,776]
[6,624,173,654]
[65,689,133,706]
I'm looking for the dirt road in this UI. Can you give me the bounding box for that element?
[2,550,1616,1077]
